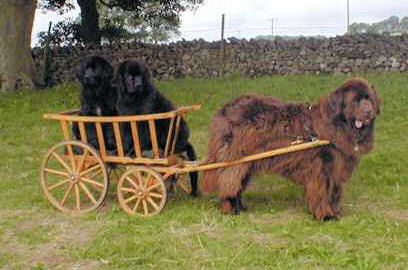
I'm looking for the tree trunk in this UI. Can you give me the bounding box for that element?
[0,0,37,92]
[77,0,100,45]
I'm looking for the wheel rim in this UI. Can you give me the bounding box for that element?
[40,140,109,215]
[118,167,167,217]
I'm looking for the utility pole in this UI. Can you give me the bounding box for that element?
[268,18,274,38]
[220,13,225,76]
[347,0,350,34]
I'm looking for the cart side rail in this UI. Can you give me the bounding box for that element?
[44,105,201,163]
[43,105,201,122]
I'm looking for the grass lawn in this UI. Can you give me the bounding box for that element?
[0,73,407,269]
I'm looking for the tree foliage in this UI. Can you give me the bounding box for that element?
[37,19,81,47]
[350,15,408,35]
[39,0,203,44]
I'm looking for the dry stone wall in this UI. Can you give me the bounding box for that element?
[32,34,408,85]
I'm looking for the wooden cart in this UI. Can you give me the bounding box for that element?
[40,105,330,217]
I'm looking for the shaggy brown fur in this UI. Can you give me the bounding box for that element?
[203,78,380,220]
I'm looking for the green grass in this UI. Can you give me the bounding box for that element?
[0,73,407,269]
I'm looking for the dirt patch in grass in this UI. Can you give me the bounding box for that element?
[0,209,102,269]
[385,209,408,221]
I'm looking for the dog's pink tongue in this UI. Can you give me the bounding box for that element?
[355,120,363,129]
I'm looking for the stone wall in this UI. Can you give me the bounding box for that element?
[32,34,408,85]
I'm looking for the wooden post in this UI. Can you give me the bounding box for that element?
[42,21,52,87]
[148,119,160,158]
[95,122,107,157]
[347,0,350,34]
[164,117,175,157]
[130,122,142,158]
[113,122,124,157]
[170,115,182,155]
[78,122,88,142]
[220,13,225,77]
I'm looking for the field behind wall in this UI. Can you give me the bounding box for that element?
[0,73,407,269]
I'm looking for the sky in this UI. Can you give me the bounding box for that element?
[32,0,408,45]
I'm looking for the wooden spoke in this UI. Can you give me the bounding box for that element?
[121,187,136,193]
[124,195,138,204]
[44,168,69,178]
[41,141,109,215]
[80,177,104,189]
[149,192,163,199]
[87,166,103,179]
[48,179,70,191]
[136,171,143,185]
[146,197,159,210]
[79,182,97,204]
[144,173,152,189]
[80,164,101,177]
[75,184,81,211]
[126,176,139,189]
[60,183,74,206]
[146,183,161,192]
[65,144,76,173]
[51,152,72,174]
[132,198,142,213]
[142,199,148,215]
[76,149,89,174]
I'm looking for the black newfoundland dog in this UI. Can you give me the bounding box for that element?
[115,59,199,196]
[72,55,117,151]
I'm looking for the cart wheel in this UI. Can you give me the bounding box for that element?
[40,140,109,215]
[117,167,167,217]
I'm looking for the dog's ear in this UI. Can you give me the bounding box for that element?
[325,87,344,119]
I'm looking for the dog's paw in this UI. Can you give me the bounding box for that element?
[314,203,338,221]
[220,200,232,214]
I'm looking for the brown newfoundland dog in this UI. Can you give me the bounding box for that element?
[203,78,380,220]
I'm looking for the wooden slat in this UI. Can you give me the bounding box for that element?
[148,120,160,158]
[60,120,71,140]
[113,122,124,157]
[170,115,182,155]
[60,120,75,170]
[130,122,142,157]
[78,122,87,142]
[61,154,173,166]
[103,156,171,165]
[95,123,107,157]
[164,117,175,157]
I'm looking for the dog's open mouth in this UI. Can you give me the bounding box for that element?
[354,120,363,129]
[353,119,372,129]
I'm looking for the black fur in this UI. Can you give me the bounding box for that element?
[115,59,199,196]
[72,55,117,151]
